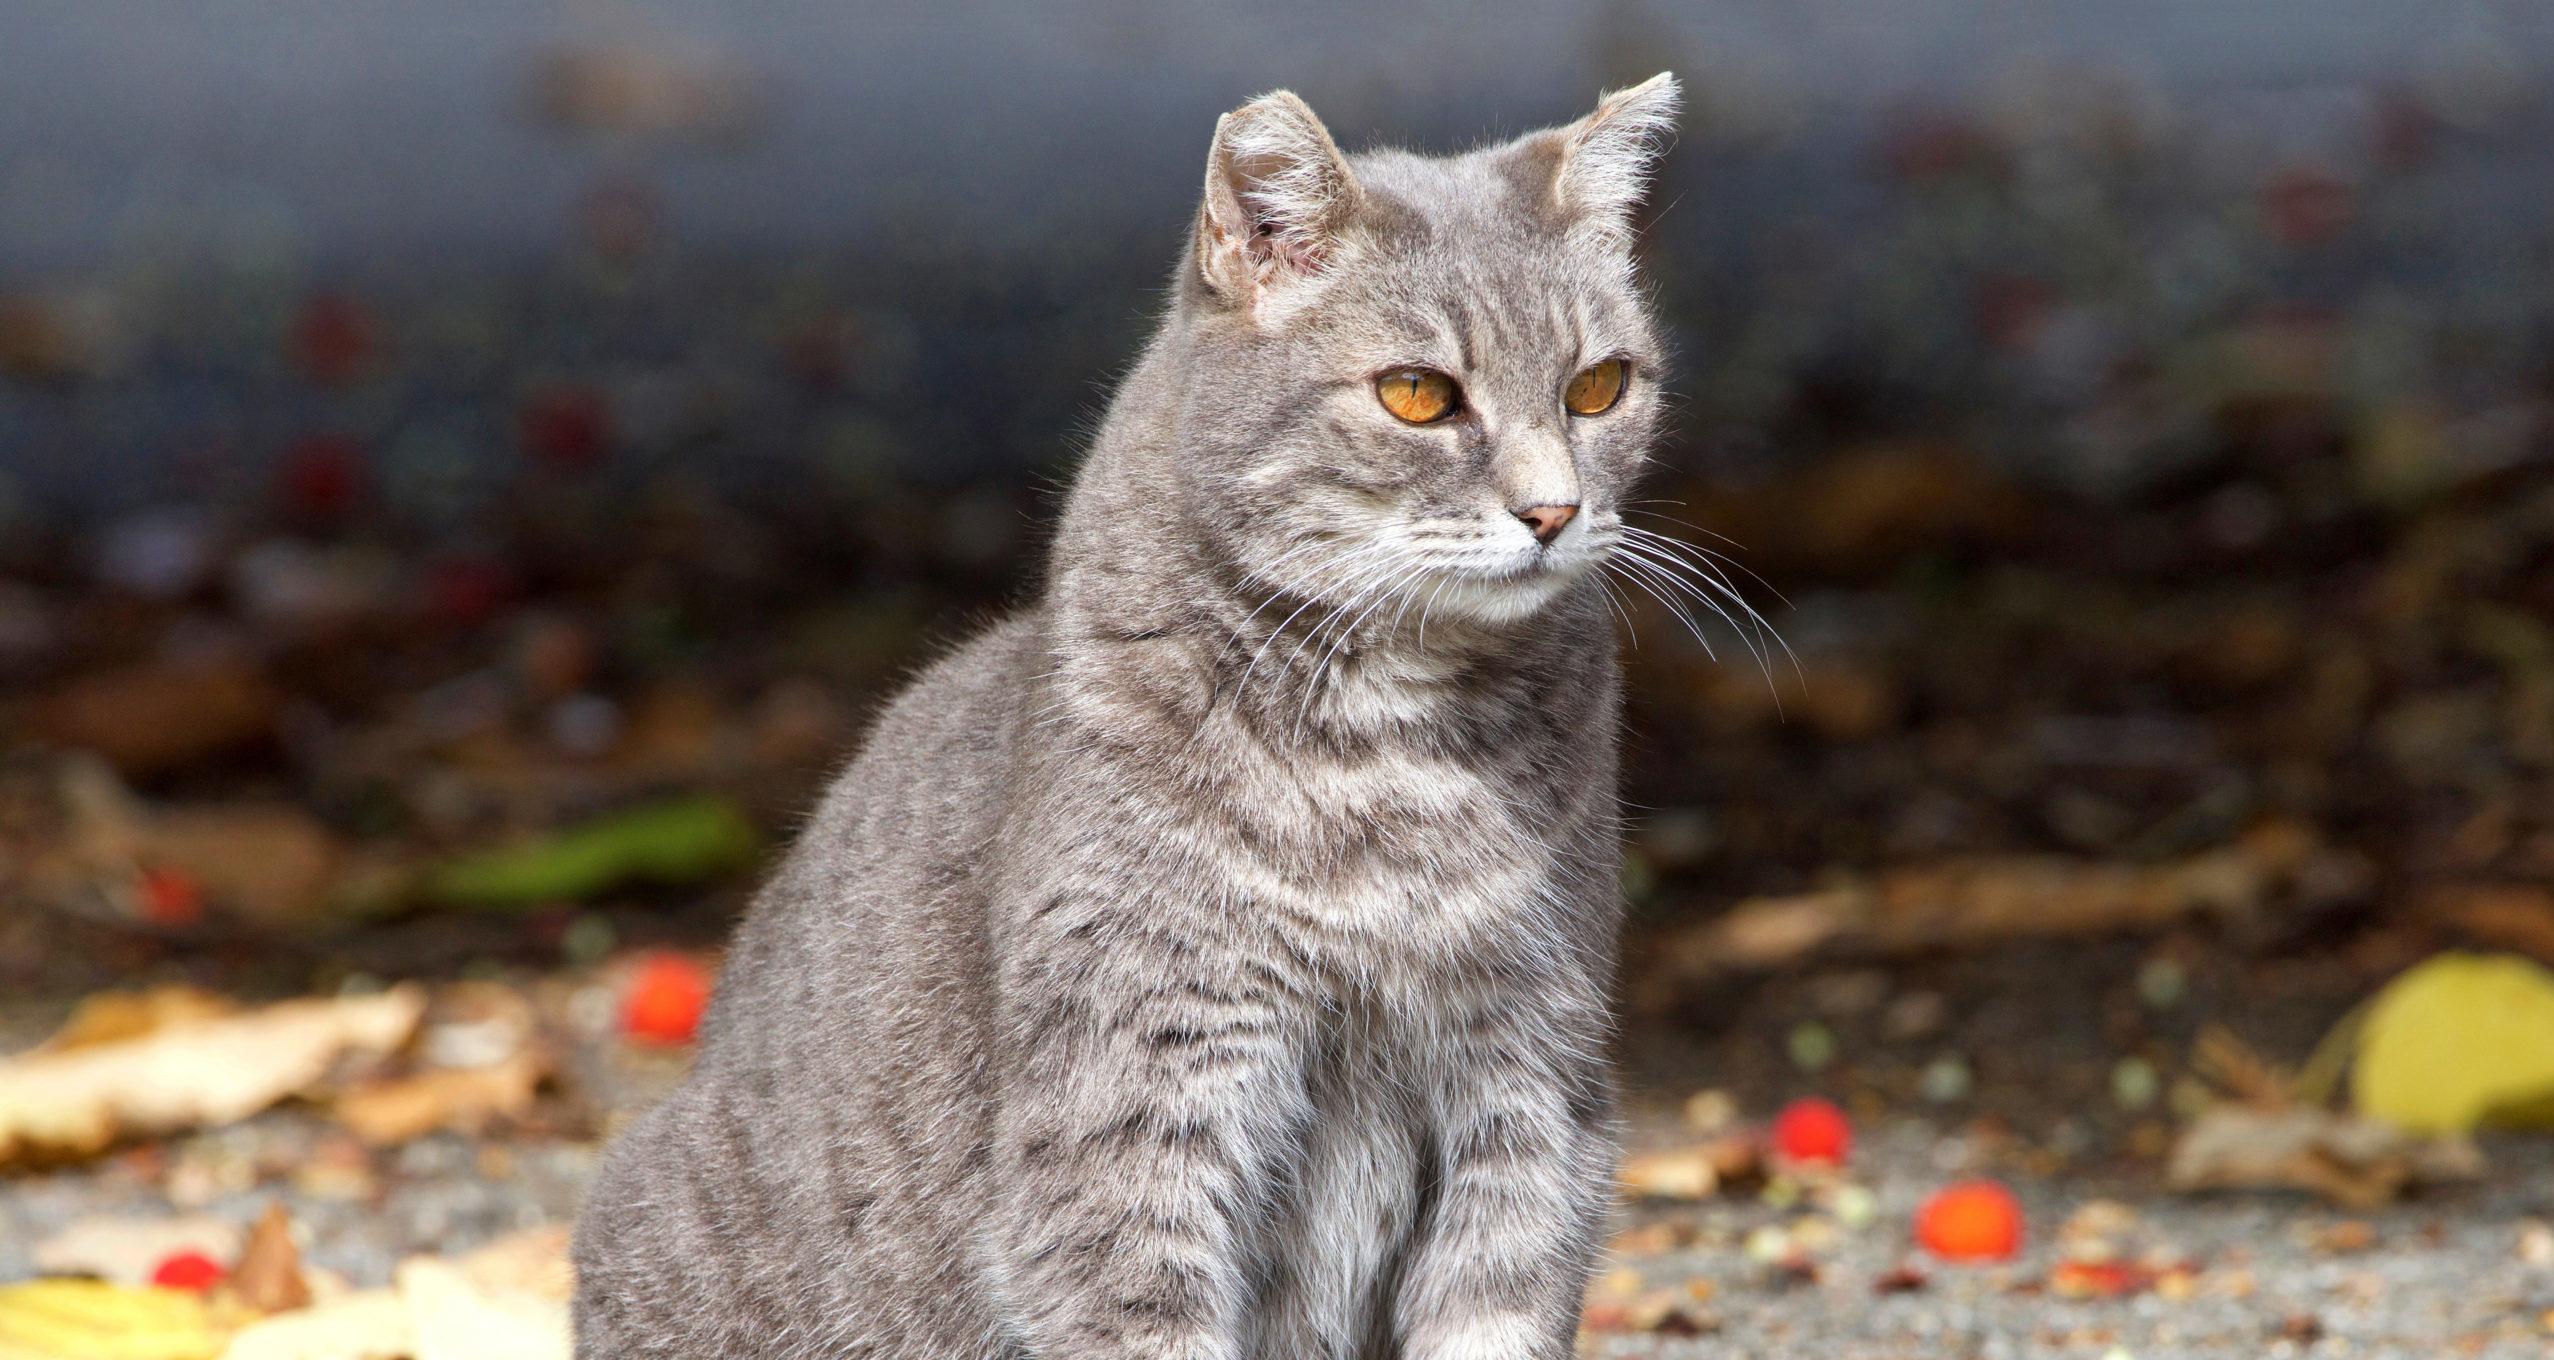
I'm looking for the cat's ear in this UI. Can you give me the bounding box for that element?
[1195,91,1364,312]
[1543,72,1681,248]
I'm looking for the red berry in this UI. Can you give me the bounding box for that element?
[278,432,366,520]
[1770,1097,1853,1166]
[622,953,711,1046]
[150,1248,225,1291]
[516,385,612,469]
[136,867,204,928]
[2259,167,2354,249]
[289,294,380,386]
[1914,1180,2024,1262]
[419,557,515,628]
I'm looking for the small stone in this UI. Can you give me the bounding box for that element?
[2136,957,2188,1010]
[1788,1021,1839,1072]
[1881,990,1949,1042]
[1921,1054,1974,1103]
[1743,1225,1793,1263]
[562,912,619,966]
[2111,1056,2160,1110]
[2519,1219,2554,1268]
[1682,1088,1739,1133]
[1827,1183,1879,1231]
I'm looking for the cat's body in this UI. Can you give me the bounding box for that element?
[574,76,1682,1360]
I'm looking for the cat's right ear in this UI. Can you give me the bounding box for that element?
[1195,92,1363,317]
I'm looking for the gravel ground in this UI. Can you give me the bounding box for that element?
[1591,1108,2554,1360]
[3,939,2550,1358]
[4,1079,2549,1358]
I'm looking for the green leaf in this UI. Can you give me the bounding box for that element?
[422,794,761,910]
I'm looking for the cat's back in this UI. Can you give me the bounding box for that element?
[573,614,1044,1360]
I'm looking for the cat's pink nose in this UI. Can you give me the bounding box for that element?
[1514,503,1577,545]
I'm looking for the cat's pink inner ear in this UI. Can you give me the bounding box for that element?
[1551,72,1682,248]
[1197,91,1362,305]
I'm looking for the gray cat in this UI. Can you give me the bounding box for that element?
[573,73,1682,1360]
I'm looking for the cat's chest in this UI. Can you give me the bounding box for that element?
[1220,741,1571,939]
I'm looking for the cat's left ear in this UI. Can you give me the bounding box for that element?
[1540,73,1681,248]
[1195,91,1364,314]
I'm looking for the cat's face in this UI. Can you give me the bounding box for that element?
[1177,78,1677,631]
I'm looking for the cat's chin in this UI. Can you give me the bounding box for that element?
[1418,558,1591,626]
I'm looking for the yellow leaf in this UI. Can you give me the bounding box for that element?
[2353,952,2554,1134]
[0,1280,230,1360]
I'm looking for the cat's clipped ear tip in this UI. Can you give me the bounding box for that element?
[1226,89,1319,127]
[1599,72,1682,124]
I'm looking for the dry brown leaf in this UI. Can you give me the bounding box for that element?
[2164,1103,2485,1208]
[1641,843,2272,1002]
[231,1206,311,1315]
[0,756,350,930]
[27,656,279,778]
[0,986,426,1166]
[1617,1135,1758,1201]
[2190,1025,2295,1108]
[332,1050,547,1146]
[37,988,239,1054]
[217,1230,573,1360]
[139,806,342,929]
[1619,1149,1718,1200]
[2425,882,2554,966]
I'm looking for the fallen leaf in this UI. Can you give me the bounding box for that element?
[37,990,238,1054]
[1619,1149,1717,1200]
[1618,1135,1758,1200]
[216,1290,408,1360]
[455,1227,576,1304]
[0,987,426,1166]
[26,658,278,779]
[2353,952,2554,1133]
[229,1207,310,1316]
[0,758,351,931]
[1640,844,2270,998]
[2164,1103,2484,1207]
[135,806,342,929]
[332,1050,547,1146]
[421,794,759,910]
[2050,1260,2157,1298]
[2424,883,2554,966]
[397,1257,569,1360]
[0,1279,237,1360]
[32,1218,243,1289]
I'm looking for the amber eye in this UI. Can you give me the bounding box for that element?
[1376,369,1459,424]
[1564,358,1628,416]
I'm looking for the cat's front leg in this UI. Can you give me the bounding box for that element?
[1392,998,1616,1360]
[983,924,1300,1360]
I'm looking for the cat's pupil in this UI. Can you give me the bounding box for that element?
[1564,359,1627,416]
[1377,369,1457,424]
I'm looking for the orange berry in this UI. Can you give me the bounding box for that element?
[1770,1097,1852,1166]
[150,1248,225,1291]
[622,952,712,1046]
[1914,1180,2024,1261]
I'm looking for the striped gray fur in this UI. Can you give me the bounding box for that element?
[573,73,1682,1360]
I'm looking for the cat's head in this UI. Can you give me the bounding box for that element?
[1172,75,1678,631]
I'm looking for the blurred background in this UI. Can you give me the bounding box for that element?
[6,3,2554,1355]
